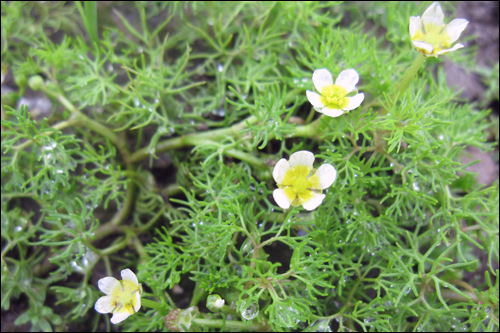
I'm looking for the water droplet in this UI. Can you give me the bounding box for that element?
[212,108,225,117]
[43,140,57,151]
[413,182,420,191]
[309,320,332,332]
[364,317,374,325]
[217,64,224,72]
[71,261,83,272]
[240,301,259,320]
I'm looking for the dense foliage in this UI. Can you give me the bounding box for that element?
[1,1,498,332]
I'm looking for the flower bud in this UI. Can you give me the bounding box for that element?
[28,75,44,91]
[206,294,225,312]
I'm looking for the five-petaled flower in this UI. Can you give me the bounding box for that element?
[306,68,364,118]
[410,2,468,57]
[95,269,143,324]
[273,151,337,211]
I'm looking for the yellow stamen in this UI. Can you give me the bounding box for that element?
[413,23,451,54]
[279,165,321,206]
[319,84,349,110]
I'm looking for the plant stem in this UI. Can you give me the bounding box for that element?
[394,53,426,98]
[13,116,81,151]
[129,116,258,163]
[381,53,426,115]
[294,115,334,139]
[193,318,265,331]
[141,298,163,311]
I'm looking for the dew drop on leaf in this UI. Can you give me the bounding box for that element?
[240,301,259,320]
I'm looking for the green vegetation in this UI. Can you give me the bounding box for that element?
[1,1,498,332]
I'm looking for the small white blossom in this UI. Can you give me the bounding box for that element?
[273,151,337,211]
[95,269,143,324]
[306,68,364,118]
[410,2,468,57]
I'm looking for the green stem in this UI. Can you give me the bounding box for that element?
[141,298,162,311]
[293,115,331,139]
[14,116,81,151]
[193,318,265,331]
[189,283,206,307]
[130,116,258,163]
[41,85,132,164]
[387,53,426,113]
[92,171,136,241]
[99,236,129,256]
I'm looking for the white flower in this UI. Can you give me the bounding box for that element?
[410,2,468,57]
[306,68,364,118]
[95,269,143,324]
[273,151,337,211]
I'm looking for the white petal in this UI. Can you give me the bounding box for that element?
[95,296,114,314]
[98,277,120,295]
[344,93,365,111]
[435,43,464,55]
[306,90,324,108]
[443,18,468,44]
[313,106,324,113]
[412,40,434,54]
[133,291,142,313]
[421,2,444,26]
[273,159,290,184]
[312,68,333,93]
[273,189,291,209]
[409,16,422,38]
[111,312,131,324]
[302,193,326,211]
[316,164,337,189]
[289,150,315,168]
[120,269,138,285]
[321,107,344,117]
[335,69,359,93]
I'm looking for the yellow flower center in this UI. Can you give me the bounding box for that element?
[279,165,321,206]
[413,22,451,53]
[319,84,349,110]
[110,280,141,314]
